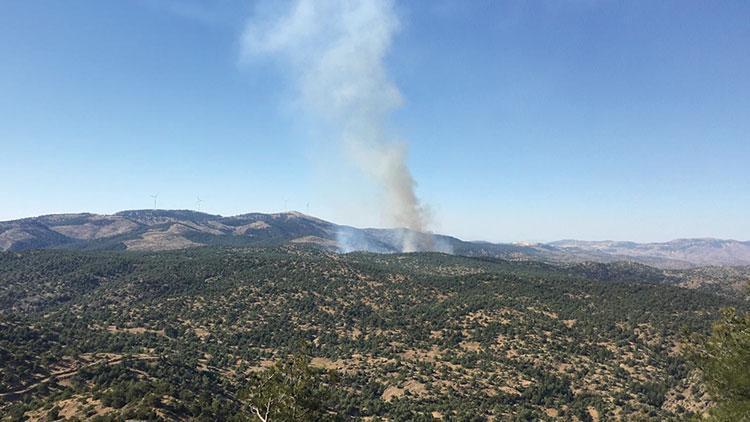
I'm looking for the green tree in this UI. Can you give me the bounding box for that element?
[240,353,330,422]
[693,307,750,420]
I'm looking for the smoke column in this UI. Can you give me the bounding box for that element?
[242,0,430,252]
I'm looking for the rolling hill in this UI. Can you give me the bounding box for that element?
[1,246,746,420]
[2,210,750,269]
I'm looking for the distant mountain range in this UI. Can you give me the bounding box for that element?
[2,210,750,269]
[550,239,750,268]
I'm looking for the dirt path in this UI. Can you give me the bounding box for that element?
[0,354,159,399]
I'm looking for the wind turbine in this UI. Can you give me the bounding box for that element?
[150,193,158,210]
[196,196,204,211]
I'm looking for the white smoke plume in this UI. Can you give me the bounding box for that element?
[242,0,432,253]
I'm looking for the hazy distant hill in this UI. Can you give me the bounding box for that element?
[550,238,750,268]
[1,210,749,269]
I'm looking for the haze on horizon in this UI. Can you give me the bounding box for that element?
[1,0,748,244]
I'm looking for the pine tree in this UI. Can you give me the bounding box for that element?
[693,307,750,420]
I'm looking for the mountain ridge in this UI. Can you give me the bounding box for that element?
[2,210,750,269]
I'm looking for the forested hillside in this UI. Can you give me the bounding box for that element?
[0,247,745,420]
[4,211,750,270]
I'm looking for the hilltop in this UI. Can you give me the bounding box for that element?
[2,210,750,269]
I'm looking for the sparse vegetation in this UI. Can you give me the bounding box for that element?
[0,246,746,420]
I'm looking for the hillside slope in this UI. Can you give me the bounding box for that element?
[2,210,749,269]
[1,246,745,420]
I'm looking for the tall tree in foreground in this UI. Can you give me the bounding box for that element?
[692,307,750,420]
[240,353,332,422]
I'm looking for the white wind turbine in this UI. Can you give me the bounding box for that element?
[150,193,158,210]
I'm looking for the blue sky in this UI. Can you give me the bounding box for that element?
[1,0,748,242]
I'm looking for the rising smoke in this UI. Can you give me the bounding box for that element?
[242,0,435,252]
